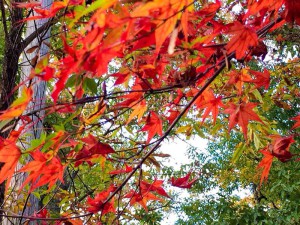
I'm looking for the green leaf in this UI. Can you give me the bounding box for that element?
[66,75,77,88]
[0,119,12,131]
[252,89,263,103]
[253,131,261,150]
[83,78,98,94]
[28,132,46,151]
[32,191,41,200]
[42,195,50,205]
[232,142,245,164]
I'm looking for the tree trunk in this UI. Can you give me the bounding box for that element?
[1,0,52,223]
[0,1,23,223]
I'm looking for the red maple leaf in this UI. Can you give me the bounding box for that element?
[75,134,115,167]
[140,179,170,198]
[165,109,180,125]
[226,22,258,59]
[292,115,300,129]
[196,0,221,27]
[109,164,133,175]
[258,149,274,186]
[87,185,116,214]
[271,135,295,162]
[198,93,224,124]
[51,56,76,102]
[140,111,163,143]
[116,91,144,108]
[112,72,131,86]
[124,189,162,212]
[258,135,295,186]
[12,1,41,8]
[34,209,49,225]
[170,172,197,189]
[224,102,263,139]
[284,0,300,25]
[246,69,270,90]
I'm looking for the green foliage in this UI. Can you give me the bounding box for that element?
[170,62,300,224]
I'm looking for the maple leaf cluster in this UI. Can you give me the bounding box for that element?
[0,0,299,223]
[124,179,169,212]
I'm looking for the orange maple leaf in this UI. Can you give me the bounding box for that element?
[124,189,162,212]
[140,111,163,143]
[0,127,23,188]
[155,7,178,54]
[19,151,64,192]
[246,0,282,23]
[0,87,32,120]
[126,100,147,124]
[227,69,252,95]
[200,95,224,123]
[224,102,263,139]
[226,22,258,59]
[131,0,188,54]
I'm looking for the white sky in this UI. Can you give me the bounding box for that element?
[159,137,208,224]
[161,137,208,170]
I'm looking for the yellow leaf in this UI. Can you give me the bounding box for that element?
[84,100,106,125]
[131,0,167,18]
[126,101,147,124]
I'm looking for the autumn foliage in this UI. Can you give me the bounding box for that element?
[0,0,299,223]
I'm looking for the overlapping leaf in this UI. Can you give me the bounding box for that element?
[19,151,65,192]
[226,22,258,59]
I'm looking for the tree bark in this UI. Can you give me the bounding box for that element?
[0,1,23,223]
[0,0,52,223]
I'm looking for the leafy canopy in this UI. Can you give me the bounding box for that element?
[0,0,299,224]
